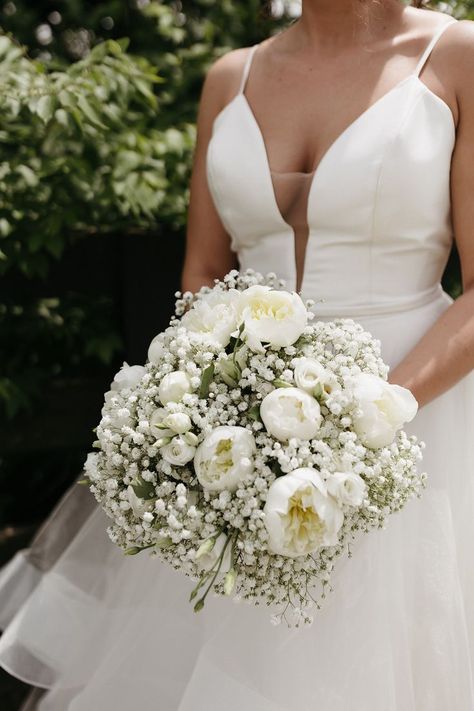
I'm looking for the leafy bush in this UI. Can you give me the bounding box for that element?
[0,33,196,278]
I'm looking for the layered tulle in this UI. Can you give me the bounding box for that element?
[0,289,473,710]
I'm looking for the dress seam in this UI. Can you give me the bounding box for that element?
[369,90,427,307]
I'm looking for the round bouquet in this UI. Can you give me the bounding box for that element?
[85,269,425,627]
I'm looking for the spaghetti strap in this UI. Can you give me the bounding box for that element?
[413,17,458,77]
[238,44,259,95]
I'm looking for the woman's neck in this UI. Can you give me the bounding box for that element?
[291,0,407,51]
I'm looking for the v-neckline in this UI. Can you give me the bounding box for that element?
[239,72,417,231]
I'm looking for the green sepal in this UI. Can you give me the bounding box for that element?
[199,362,215,398]
[193,598,205,613]
[247,403,261,422]
[273,378,293,389]
[125,542,156,555]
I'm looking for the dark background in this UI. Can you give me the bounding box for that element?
[0,0,471,708]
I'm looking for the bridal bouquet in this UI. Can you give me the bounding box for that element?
[85,269,425,626]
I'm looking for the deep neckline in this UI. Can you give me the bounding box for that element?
[240,73,455,178]
[233,74,455,230]
[208,15,457,232]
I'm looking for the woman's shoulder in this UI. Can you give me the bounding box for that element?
[407,8,474,105]
[204,45,255,92]
[426,13,474,102]
[200,44,257,116]
[413,8,474,50]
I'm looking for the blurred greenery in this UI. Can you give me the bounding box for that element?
[0,1,285,424]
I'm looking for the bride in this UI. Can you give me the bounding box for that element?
[1,1,473,709]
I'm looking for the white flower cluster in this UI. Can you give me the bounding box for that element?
[85,269,426,627]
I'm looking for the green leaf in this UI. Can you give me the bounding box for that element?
[77,95,107,129]
[131,475,155,500]
[247,403,261,422]
[199,362,215,399]
[16,165,39,188]
[36,94,56,123]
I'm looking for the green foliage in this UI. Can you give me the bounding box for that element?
[0,1,284,420]
[0,293,121,418]
[0,32,196,278]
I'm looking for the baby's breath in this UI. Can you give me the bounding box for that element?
[86,270,425,628]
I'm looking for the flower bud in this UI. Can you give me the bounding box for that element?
[164,412,192,434]
[196,537,216,559]
[184,431,199,447]
[224,568,237,596]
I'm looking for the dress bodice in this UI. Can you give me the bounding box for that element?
[206,17,458,317]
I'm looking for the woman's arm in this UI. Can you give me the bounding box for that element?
[181,49,249,293]
[388,21,474,407]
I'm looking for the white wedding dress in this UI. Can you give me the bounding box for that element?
[1,15,474,710]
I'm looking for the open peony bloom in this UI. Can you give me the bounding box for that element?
[260,387,321,441]
[181,289,241,347]
[194,425,256,492]
[349,373,418,448]
[264,467,344,557]
[237,285,307,352]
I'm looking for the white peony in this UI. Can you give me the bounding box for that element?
[194,425,256,492]
[181,289,241,347]
[260,387,321,441]
[264,467,344,557]
[349,373,418,448]
[147,335,166,365]
[237,285,307,352]
[293,357,340,397]
[158,371,192,405]
[326,471,367,507]
[110,362,146,392]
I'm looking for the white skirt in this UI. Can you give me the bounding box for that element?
[1,289,473,711]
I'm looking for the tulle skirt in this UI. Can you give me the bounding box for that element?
[1,288,473,710]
